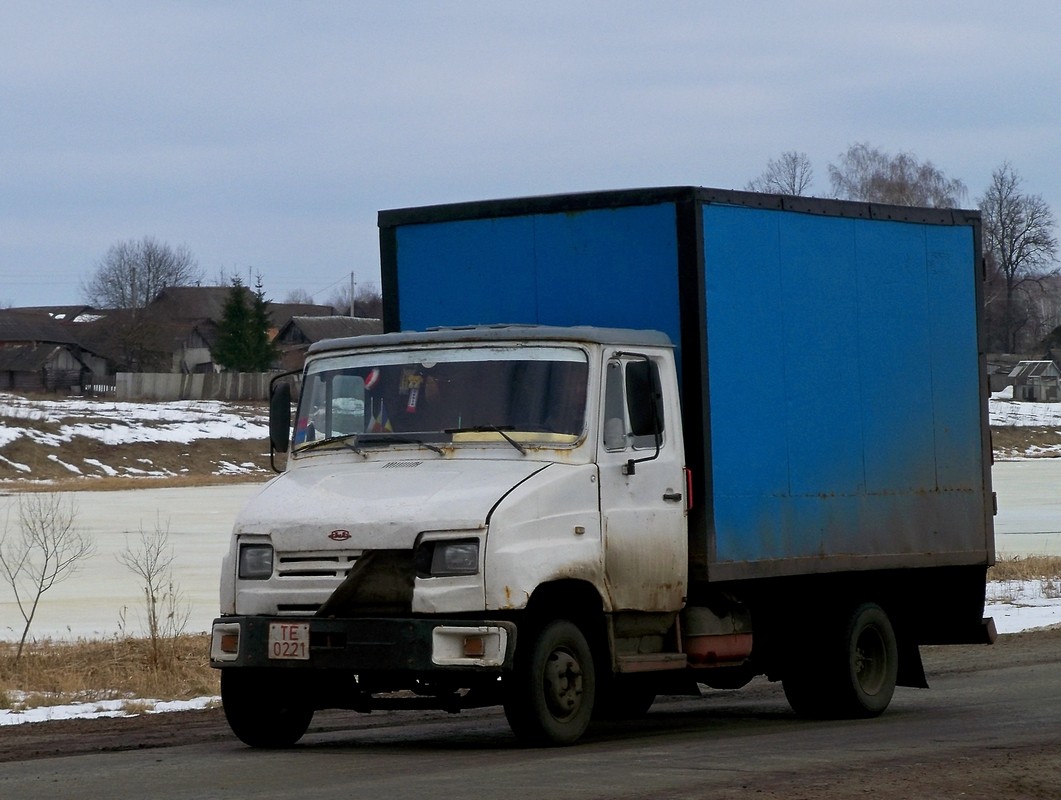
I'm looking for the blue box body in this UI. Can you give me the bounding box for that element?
[378,188,994,582]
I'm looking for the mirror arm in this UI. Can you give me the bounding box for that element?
[622,432,662,476]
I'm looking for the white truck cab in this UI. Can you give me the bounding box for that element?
[212,325,693,746]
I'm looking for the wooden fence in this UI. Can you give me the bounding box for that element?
[115,372,272,401]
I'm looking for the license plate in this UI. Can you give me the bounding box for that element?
[268,622,310,660]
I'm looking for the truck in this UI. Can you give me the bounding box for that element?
[210,186,995,747]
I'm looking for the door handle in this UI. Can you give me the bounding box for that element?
[662,491,683,502]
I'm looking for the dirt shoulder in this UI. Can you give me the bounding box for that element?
[1,629,1057,765]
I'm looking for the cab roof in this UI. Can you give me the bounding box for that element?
[307,324,673,356]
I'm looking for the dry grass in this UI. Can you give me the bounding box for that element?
[991,426,1061,458]
[0,435,273,490]
[988,554,1061,582]
[0,634,218,710]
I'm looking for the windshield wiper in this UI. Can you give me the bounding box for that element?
[297,432,366,456]
[299,432,445,456]
[299,432,360,451]
[358,433,445,455]
[444,425,527,455]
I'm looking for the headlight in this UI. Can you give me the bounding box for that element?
[415,538,480,577]
[238,544,274,579]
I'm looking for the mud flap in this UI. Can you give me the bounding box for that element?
[896,638,929,689]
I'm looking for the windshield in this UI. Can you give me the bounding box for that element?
[293,345,588,452]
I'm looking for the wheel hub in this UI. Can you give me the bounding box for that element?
[543,648,584,718]
[854,626,888,694]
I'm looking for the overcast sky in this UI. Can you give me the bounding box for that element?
[2,2,1058,309]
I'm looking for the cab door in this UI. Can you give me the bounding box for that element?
[597,351,688,611]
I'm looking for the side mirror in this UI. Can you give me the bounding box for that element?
[270,380,292,454]
[626,359,664,438]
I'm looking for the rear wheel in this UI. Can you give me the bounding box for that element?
[503,619,596,746]
[783,602,898,719]
[221,669,314,748]
[840,603,898,717]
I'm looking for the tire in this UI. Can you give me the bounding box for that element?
[783,602,898,719]
[503,619,596,746]
[839,603,898,717]
[221,669,314,748]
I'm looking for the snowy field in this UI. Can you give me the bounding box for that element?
[0,396,267,450]
[0,394,268,479]
[989,385,1061,430]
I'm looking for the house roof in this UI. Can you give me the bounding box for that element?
[148,286,335,326]
[1,305,100,322]
[148,286,236,322]
[0,343,85,372]
[1010,360,1061,379]
[0,312,79,345]
[279,316,383,344]
[268,303,335,324]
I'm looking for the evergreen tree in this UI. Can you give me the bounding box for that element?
[213,279,253,371]
[249,277,279,371]
[213,277,279,372]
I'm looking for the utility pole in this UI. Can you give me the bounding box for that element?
[350,271,356,317]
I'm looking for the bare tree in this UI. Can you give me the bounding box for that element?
[0,494,93,661]
[979,162,1059,352]
[327,283,383,318]
[828,143,967,207]
[282,288,316,305]
[79,237,203,371]
[746,151,814,196]
[82,236,203,309]
[117,520,190,666]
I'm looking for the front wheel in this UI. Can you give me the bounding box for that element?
[503,619,596,746]
[221,669,314,748]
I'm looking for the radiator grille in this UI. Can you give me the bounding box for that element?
[275,550,361,579]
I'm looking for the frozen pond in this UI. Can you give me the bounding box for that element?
[0,484,262,641]
[993,459,1061,557]
[1,459,1059,641]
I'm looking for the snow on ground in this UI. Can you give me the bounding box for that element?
[0,695,218,726]
[1,393,270,481]
[989,386,1061,430]
[0,394,268,447]
[986,579,1061,633]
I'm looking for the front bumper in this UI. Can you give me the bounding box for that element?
[210,615,516,672]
